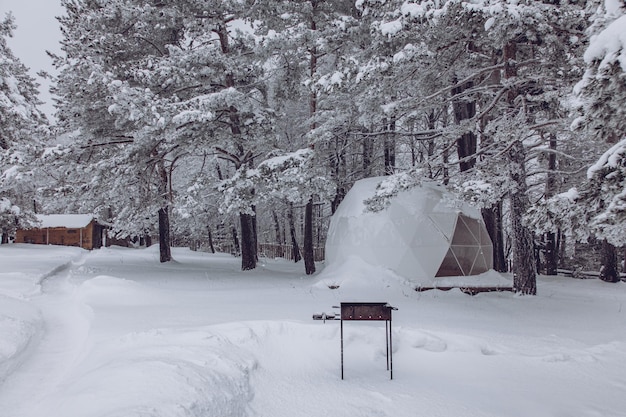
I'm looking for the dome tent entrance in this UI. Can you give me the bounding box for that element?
[435,213,493,277]
[324,177,494,286]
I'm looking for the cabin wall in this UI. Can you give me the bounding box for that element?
[15,221,103,250]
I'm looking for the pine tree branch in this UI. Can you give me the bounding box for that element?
[80,138,134,149]
[422,59,539,102]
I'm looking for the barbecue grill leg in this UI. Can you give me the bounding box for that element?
[340,319,344,380]
[386,320,389,371]
[390,316,393,380]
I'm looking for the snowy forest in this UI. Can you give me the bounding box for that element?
[1,0,626,295]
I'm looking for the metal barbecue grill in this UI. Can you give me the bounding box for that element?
[313,302,398,380]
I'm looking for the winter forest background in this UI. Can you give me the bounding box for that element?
[1,0,626,294]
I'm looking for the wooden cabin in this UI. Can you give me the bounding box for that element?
[15,214,106,250]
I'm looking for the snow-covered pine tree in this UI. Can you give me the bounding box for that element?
[253,0,362,274]
[52,0,190,261]
[357,0,589,294]
[573,0,626,282]
[170,1,277,271]
[54,0,275,266]
[0,13,48,242]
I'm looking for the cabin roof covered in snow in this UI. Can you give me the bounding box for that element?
[36,214,95,229]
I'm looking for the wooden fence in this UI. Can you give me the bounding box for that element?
[212,242,325,262]
[258,243,325,262]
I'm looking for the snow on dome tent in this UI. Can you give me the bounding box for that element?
[323,177,509,291]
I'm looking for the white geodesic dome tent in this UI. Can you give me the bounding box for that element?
[324,177,493,284]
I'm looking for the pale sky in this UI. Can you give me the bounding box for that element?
[0,0,64,121]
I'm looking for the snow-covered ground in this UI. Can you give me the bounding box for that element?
[1,244,626,417]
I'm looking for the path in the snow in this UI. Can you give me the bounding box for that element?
[0,257,93,417]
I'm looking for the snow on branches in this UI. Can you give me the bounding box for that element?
[218,148,335,215]
[585,138,626,246]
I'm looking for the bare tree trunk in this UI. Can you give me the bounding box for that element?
[478,59,507,272]
[272,210,283,245]
[288,202,301,263]
[158,207,171,263]
[558,231,567,268]
[231,225,240,255]
[208,227,215,253]
[535,236,543,274]
[599,239,620,283]
[362,132,373,177]
[545,232,558,275]
[330,135,347,214]
[331,189,345,215]
[218,21,257,271]
[157,160,172,263]
[482,202,507,272]
[509,140,537,294]
[304,198,316,275]
[252,205,258,262]
[240,213,256,271]
[384,117,396,175]
[452,78,477,171]
[452,73,508,274]
[1,229,8,244]
[502,41,536,293]
[544,133,559,275]
[442,146,449,185]
[302,2,317,273]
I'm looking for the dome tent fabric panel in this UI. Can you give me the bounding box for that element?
[325,177,494,286]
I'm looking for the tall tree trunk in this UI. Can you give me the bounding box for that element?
[208,227,215,254]
[158,206,171,263]
[331,188,345,214]
[240,213,256,271]
[331,135,347,214]
[544,133,559,275]
[231,225,240,255]
[599,239,619,282]
[218,21,257,271]
[452,78,477,171]
[558,231,566,268]
[452,74,508,273]
[309,6,318,133]
[302,2,317,274]
[424,110,437,176]
[304,198,316,275]
[384,117,396,175]
[288,202,301,263]
[271,209,284,258]
[362,132,373,177]
[509,140,537,294]
[478,59,507,271]
[482,202,507,272]
[545,232,558,275]
[156,159,172,263]
[272,210,283,245]
[251,204,258,262]
[503,41,536,293]
[535,235,542,274]
[442,146,449,185]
